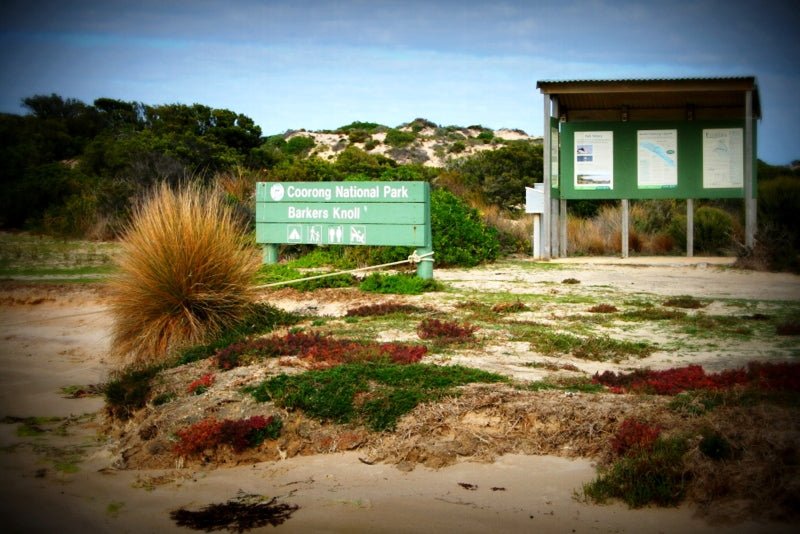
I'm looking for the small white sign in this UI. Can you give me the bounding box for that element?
[525,185,545,214]
[270,183,285,201]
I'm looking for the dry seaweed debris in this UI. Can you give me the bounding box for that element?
[362,384,670,469]
[170,492,299,532]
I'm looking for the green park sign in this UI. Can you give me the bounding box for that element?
[255,181,433,278]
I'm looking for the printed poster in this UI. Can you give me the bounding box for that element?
[637,129,678,189]
[574,131,613,189]
[703,128,743,189]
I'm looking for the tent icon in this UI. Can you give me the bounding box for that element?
[287,225,302,242]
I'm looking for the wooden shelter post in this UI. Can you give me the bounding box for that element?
[542,94,552,258]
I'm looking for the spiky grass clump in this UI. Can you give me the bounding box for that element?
[108,182,259,366]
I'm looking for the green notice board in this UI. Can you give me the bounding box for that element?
[255,181,430,247]
[558,120,756,200]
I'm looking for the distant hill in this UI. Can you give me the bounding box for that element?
[279,118,542,167]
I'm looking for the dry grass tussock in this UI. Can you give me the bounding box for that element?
[108,182,259,367]
[568,204,675,256]
[481,204,532,250]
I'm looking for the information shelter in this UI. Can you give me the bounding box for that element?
[536,77,760,258]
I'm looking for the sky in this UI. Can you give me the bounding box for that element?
[0,0,798,164]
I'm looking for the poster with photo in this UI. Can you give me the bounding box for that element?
[703,128,743,189]
[574,131,613,189]
[637,129,678,189]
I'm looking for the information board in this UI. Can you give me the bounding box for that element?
[255,181,430,247]
[558,120,753,200]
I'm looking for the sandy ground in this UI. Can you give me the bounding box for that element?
[0,261,798,533]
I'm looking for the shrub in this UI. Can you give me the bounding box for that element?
[359,273,442,295]
[594,361,800,395]
[335,188,500,269]
[694,206,734,254]
[345,302,425,317]
[247,362,506,431]
[449,141,466,154]
[588,304,618,313]
[583,436,689,507]
[430,188,499,266]
[620,308,686,321]
[698,429,734,461]
[527,328,653,361]
[417,318,477,342]
[178,302,300,365]
[662,296,706,309]
[104,364,163,419]
[491,301,529,313]
[347,129,371,144]
[476,131,494,143]
[776,319,800,336]
[187,373,215,395]
[384,129,416,148]
[611,419,661,457]
[284,135,315,156]
[751,175,800,271]
[108,182,259,366]
[215,331,427,370]
[173,415,282,456]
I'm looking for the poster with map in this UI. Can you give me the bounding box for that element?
[637,129,677,189]
[703,128,743,189]
[574,131,613,189]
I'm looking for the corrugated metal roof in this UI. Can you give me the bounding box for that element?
[537,76,756,86]
[536,77,760,119]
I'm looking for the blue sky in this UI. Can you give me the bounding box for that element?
[1,0,798,163]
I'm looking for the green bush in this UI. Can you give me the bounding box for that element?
[359,273,442,295]
[301,187,498,269]
[754,176,800,271]
[694,206,734,254]
[430,189,499,266]
[583,436,689,507]
[347,129,371,144]
[336,121,384,133]
[631,200,680,235]
[476,131,493,143]
[247,362,506,431]
[449,141,466,154]
[451,141,542,211]
[384,129,417,148]
[104,364,163,419]
[284,135,316,156]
